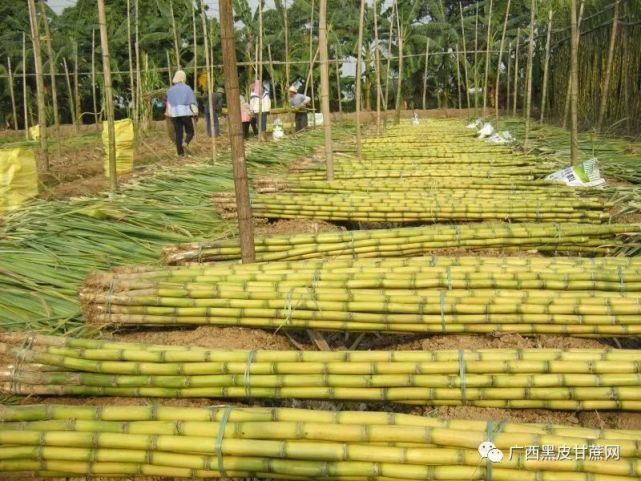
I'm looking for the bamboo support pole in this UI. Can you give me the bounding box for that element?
[39,0,59,131]
[97,0,117,192]
[458,3,470,110]
[473,2,479,116]
[394,0,403,124]
[169,0,181,68]
[192,2,198,92]
[383,4,395,120]
[134,0,142,129]
[127,0,136,128]
[199,0,217,161]
[523,0,536,151]
[219,0,255,263]
[61,58,76,128]
[27,0,49,169]
[512,28,520,116]
[335,45,342,113]
[455,44,462,109]
[22,32,29,137]
[482,0,492,116]
[570,0,580,165]
[539,10,553,123]
[7,57,18,130]
[373,0,382,134]
[318,0,333,179]
[421,39,430,111]
[597,0,619,132]
[354,0,366,159]
[72,43,80,131]
[494,0,510,122]
[563,0,584,129]
[91,29,99,129]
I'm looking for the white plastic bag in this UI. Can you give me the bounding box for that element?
[545,158,606,187]
[466,119,482,129]
[477,122,494,138]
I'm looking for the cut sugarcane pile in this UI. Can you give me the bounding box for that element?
[2,334,641,410]
[247,191,609,223]
[80,255,641,336]
[0,403,638,479]
[162,223,641,265]
[242,120,613,224]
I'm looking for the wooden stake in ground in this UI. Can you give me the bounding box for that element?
[318,0,333,179]
[283,0,290,92]
[512,27,520,116]
[38,0,59,131]
[394,0,403,124]
[166,51,172,84]
[27,0,48,169]
[421,39,430,110]
[539,9,553,122]
[569,0,579,165]
[482,0,493,116]
[494,0,511,121]
[97,0,117,192]
[219,0,255,263]
[199,0,217,162]
[22,33,29,138]
[91,29,99,129]
[354,0,366,159]
[523,0,536,151]
[373,0,382,133]
[459,3,470,110]
[7,57,18,130]
[597,0,619,132]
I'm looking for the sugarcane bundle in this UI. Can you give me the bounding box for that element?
[0,403,638,479]
[3,333,641,410]
[162,223,641,265]
[253,176,577,194]
[289,166,552,180]
[81,255,641,336]
[246,191,609,223]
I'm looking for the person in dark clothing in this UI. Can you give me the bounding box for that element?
[205,87,224,137]
[166,70,197,156]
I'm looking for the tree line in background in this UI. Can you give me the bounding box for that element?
[0,0,639,136]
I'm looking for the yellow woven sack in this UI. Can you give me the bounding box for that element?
[0,147,38,214]
[103,119,134,176]
[28,125,40,140]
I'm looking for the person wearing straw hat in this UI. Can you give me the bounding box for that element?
[288,85,311,132]
[166,70,198,156]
